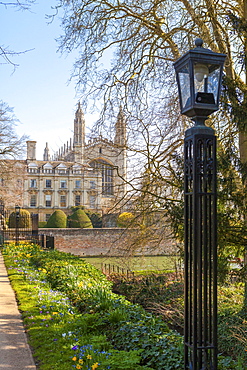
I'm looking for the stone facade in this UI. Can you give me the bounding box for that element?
[1,104,127,221]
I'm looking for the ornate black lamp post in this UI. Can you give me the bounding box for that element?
[174,39,226,370]
[15,205,21,245]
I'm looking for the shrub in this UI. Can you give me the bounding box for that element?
[38,221,47,228]
[67,209,93,228]
[85,210,102,228]
[46,210,67,228]
[70,206,85,213]
[70,206,102,228]
[9,209,31,228]
[117,212,135,227]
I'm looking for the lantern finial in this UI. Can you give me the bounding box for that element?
[195,38,203,47]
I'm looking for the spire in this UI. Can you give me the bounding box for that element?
[43,142,50,161]
[74,102,85,145]
[73,101,85,163]
[114,105,126,146]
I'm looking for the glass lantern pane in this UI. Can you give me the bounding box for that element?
[178,64,191,109]
[207,66,221,104]
[193,62,220,105]
[193,63,209,94]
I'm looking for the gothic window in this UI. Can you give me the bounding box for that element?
[30,195,36,207]
[89,159,113,196]
[75,195,81,206]
[60,195,66,208]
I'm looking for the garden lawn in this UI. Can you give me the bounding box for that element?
[82,255,180,272]
[1,242,245,370]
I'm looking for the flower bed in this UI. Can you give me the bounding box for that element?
[1,242,243,369]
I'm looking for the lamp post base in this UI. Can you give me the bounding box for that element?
[184,122,217,370]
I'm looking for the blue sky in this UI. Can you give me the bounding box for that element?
[0,1,98,159]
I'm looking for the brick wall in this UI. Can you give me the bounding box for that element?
[40,228,178,257]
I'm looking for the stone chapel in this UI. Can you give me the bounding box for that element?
[8,103,127,222]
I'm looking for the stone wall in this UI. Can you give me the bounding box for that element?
[39,228,178,257]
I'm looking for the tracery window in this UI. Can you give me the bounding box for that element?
[89,159,113,195]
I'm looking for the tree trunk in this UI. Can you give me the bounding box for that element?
[241,0,247,309]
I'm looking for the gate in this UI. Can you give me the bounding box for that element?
[0,207,39,246]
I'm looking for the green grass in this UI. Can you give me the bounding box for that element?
[82,255,181,272]
[3,257,81,370]
[1,243,183,370]
[1,243,245,370]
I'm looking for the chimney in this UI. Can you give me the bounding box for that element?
[26,141,37,161]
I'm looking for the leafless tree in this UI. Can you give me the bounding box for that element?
[0,101,26,158]
[0,1,35,68]
[53,1,247,271]
[0,101,27,206]
[53,0,247,174]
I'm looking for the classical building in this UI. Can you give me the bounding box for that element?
[1,104,127,222]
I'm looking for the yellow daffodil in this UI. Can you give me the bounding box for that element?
[87,354,92,360]
[92,363,99,369]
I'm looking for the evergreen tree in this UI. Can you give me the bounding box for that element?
[85,210,102,228]
[46,210,67,228]
[67,208,93,228]
[9,209,31,228]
